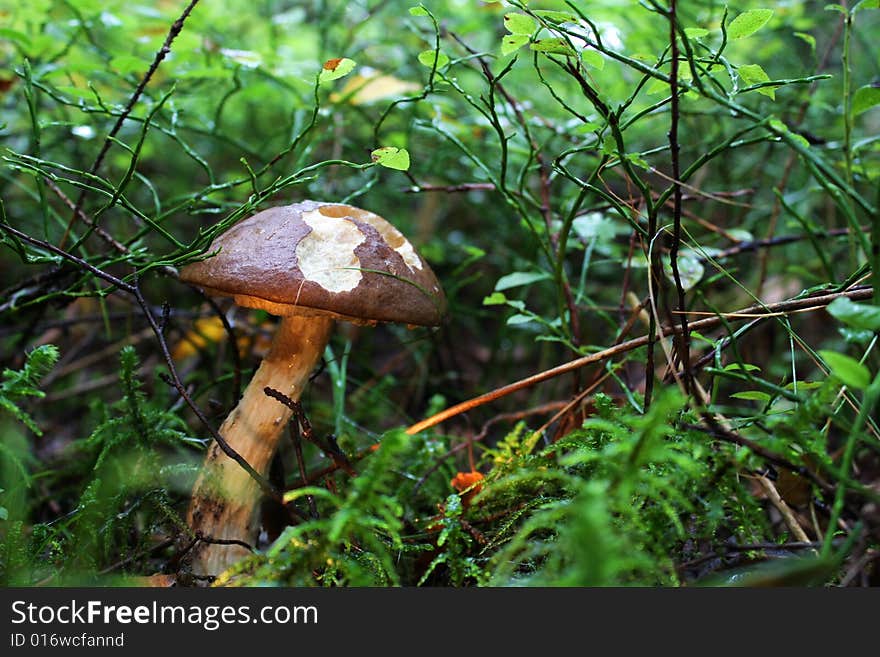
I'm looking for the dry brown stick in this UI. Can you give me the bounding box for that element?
[528,369,614,446]
[754,474,812,544]
[838,549,878,587]
[405,285,874,435]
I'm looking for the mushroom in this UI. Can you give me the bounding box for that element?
[179,200,445,577]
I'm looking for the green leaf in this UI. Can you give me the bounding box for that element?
[690,331,714,346]
[823,3,847,13]
[730,391,772,402]
[626,152,650,169]
[572,212,623,242]
[505,299,527,312]
[853,0,880,11]
[784,380,823,391]
[818,350,870,390]
[723,363,761,372]
[370,146,410,171]
[507,314,535,325]
[418,50,450,69]
[738,63,775,99]
[840,328,875,345]
[530,38,576,56]
[501,34,530,55]
[645,77,669,95]
[794,32,816,53]
[826,297,880,331]
[318,57,356,83]
[109,55,146,75]
[581,49,604,70]
[483,292,508,306]
[495,271,551,291]
[504,13,536,35]
[738,64,770,85]
[409,6,429,16]
[0,28,31,48]
[853,85,880,116]
[727,9,774,40]
[684,27,710,39]
[662,250,704,291]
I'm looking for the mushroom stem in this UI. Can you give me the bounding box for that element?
[186,314,334,577]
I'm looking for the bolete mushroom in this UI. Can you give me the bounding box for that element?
[180,200,445,577]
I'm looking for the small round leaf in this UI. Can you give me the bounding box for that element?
[418,49,450,69]
[727,9,773,40]
[818,350,870,390]
[319,57,356,83]
[504,13,536,35]
[371,146,411,171]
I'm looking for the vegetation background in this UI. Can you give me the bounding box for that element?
[1,0,879,586]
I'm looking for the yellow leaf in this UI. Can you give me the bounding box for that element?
[329,72,420,105]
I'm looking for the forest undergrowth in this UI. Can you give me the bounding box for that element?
[1,0,879,586]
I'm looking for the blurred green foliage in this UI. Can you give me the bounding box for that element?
[1,0,879,586]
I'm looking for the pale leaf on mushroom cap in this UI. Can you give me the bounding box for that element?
[180,200,446,327]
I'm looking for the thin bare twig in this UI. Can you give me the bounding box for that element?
[754,474,812,543]
[405,285,874,435]
[263,386,358,476]
[666,0,692,395]
[60,0,201,248]
[43,176,129,254]
[181,283,242,403]
[0,221,280,504]
[403,182,496,193]
[411,401,569,496]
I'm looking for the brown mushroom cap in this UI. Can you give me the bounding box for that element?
[180,200,446,326]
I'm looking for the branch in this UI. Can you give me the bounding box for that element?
[405,285,874,434]
[0,221,281,505]
[60,0,201,248]
[667,0,692,395]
